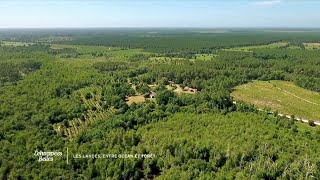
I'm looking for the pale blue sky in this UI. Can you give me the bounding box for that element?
[0,0,319,28]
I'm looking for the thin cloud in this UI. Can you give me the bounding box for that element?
[253,0,282,6]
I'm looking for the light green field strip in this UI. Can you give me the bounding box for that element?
[225,42,289,52]
[231,80,320,121]
[0,41,35,46]
[303,43,320,50]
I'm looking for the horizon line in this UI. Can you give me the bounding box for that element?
[1,27,320,29]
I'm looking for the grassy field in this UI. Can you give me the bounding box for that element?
[50,44,120,52]
[225,42,289,52]
[126,95,145,105]
[50,44,79,50]
[149,57,186,62]
[0,41,35,46]
[51,44,150,61]
[303,43,320,50]
[166,84,197,95]
[195,54,217,61]
[110,49,151,58]
[231,80,320,121]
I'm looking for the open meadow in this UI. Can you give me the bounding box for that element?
[232,80,320,121]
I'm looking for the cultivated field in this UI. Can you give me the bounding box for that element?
[231,80,320,121]
[53,86,116,138]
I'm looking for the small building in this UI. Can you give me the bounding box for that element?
[144,91,156,99]
[150,91,156,98]
[168,81,174,87]
[189,88,198,93]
